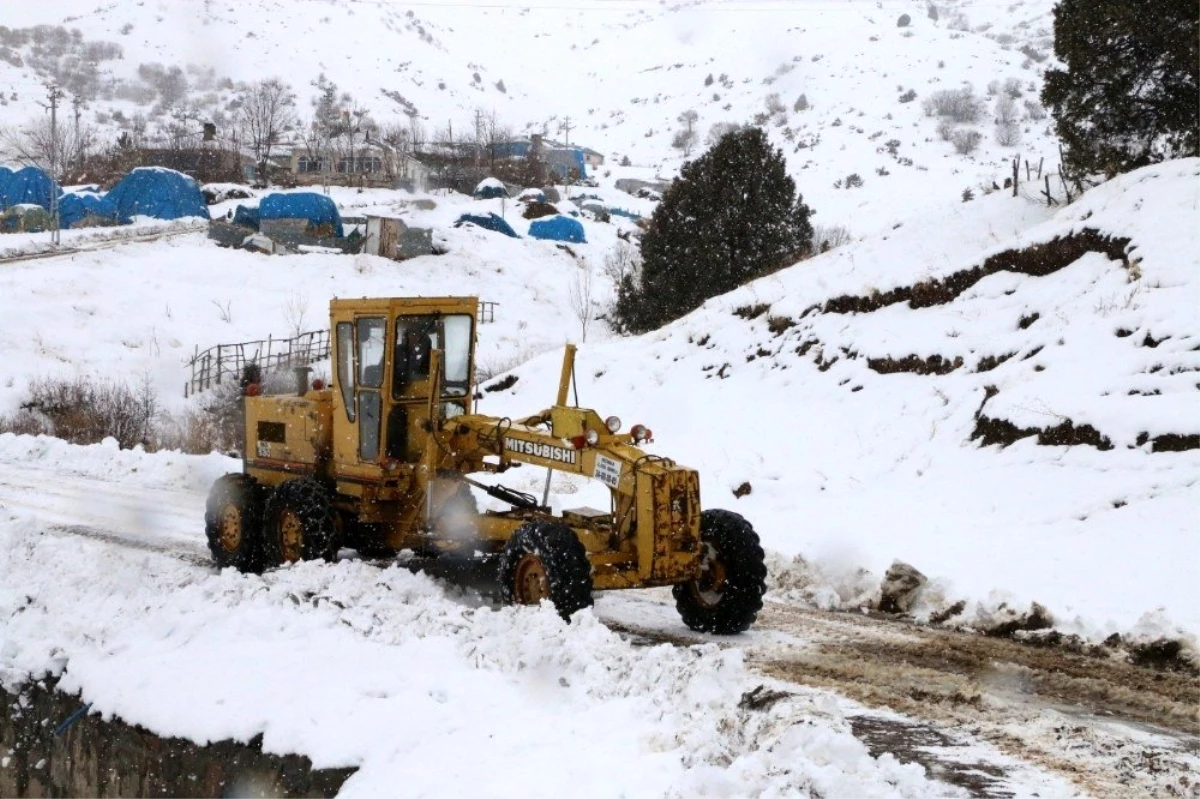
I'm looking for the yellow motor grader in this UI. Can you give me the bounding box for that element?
[205,296,766,633]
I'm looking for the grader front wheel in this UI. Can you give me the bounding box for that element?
[673,509,767,634]
[499,521,593,620]
[262,478,340,567]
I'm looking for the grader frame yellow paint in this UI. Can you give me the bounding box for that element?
[241,295,705,591]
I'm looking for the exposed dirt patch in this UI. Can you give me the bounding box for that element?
[484,374,519,393]
[850,715,1013,798]
[521,201,559,219]
[766,315,795,336]
[867,353,963,375]
[1148,433,1200,453]
[822,229,1131,315]
[733,302,771,320]
[975,352,1015,372]
[971,387,1115,451]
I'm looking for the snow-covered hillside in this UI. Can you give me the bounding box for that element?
[2,0,1062,234]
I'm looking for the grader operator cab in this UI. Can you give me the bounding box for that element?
[205,296,767,633]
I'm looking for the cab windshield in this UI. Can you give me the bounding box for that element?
[392,313,473,398]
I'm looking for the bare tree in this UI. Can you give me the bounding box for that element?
[1,113,95,177]
[298,116,334,191]
[568,266,596,343]
[673,109,699,156]
[408,116,427,155]
[237,78,297,183]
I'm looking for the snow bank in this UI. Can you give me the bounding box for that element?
[0,517,945,797]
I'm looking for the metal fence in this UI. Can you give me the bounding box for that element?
[185,329,330,397]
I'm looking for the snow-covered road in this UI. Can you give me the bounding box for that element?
[2,451,1195,797]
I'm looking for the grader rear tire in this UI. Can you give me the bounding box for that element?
[673,509,767,634]
[499,521,593,620]
[205,473,264,573]
[262,478,340,567]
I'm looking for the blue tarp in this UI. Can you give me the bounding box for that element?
[59,192,120,228]
[455,212,519,238]
[0,166,58,210]
[529,214,586,244]
[259,192,343,237]
[0,167,12,208]
[473,178,508,199]
[231,204,260,230]
[106,167,210,222]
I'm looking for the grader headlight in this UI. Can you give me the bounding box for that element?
[604,416,622,434]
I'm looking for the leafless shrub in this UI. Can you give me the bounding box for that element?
[951,128,983,154]
[1023,99,1047,120]
[812,224,853,253]
[936,117,957,141]
[994,96,1021,145]
[923,87,984,122]
[602,240,641,285]
[2,375,158,449]
[282,292,309,338]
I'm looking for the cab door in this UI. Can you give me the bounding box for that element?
[331,315,388,476]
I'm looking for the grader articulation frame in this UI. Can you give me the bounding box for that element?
[205,296,766,633]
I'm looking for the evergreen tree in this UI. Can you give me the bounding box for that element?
[1042,0,1198,177]
[618,128,812,332]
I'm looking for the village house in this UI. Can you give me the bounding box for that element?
[288,141,431,192]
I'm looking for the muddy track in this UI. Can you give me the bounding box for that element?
[612,597,1199,798]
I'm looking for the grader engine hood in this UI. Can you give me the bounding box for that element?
[244,391,334,476]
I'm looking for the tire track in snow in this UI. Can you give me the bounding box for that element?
[603,591,1200,798]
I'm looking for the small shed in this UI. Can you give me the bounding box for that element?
[529,214,586,244]
[364,214,432,261]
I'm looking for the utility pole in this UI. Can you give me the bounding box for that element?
[40,83,66,246]
[71,94,84,175]
[559,116,574,198]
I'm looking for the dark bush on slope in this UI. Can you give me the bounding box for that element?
[616,128,813,333]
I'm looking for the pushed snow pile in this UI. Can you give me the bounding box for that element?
[259,192,344,238]
[106,167,210,222]
[0,166,57,211]
[529,214,587,244]
[454,212,519,238]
